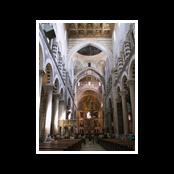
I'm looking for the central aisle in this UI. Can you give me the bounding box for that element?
[80,140,106,151]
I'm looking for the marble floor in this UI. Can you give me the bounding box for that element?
[80,140,106,151]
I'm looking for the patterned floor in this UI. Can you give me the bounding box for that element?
[80,140,106,151]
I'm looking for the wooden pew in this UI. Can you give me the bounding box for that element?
[39,139,82,151]
[98,138,135,151]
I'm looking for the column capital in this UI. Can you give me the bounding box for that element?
[44,85,53,91]
[59,98,64,102]
[53,92,60,98]
[39,69,45,76]
[120,90,128,96]
[116,97,121,103]
[127,80,135,86]
[52,40,58,45]
[111,67,117,73]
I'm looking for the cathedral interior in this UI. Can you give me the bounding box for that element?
[38,22,136,152]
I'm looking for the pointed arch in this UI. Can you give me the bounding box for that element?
[128,58,135,80]
[44,63,53,85]
[74,67,104,85]
[67,41,112,72]
[69,41,112,58]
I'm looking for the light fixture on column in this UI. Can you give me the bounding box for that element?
[128,114,131,121]
[67,108,72,120]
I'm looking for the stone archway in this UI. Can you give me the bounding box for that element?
[68,41,112,60]
[68,41,111,77]
[128,59,135,133]
[128,58,135,80]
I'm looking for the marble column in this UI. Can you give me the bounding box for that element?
[103,110,107,131]
[44,85,53,140]
[128,80,135,134]
[39,70,45,116]
[39,85,46,142]
[58,100,65,135]
[108,111,112,134]
[39,70,45,98]
[115,97,121,136]
[111,71,119,137]
[51,92,60,135]
[103,112,107,129]
[120,90,128,135]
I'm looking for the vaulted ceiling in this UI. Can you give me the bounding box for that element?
[66,23,114,38]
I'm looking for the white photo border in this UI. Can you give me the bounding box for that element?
[36,20,138,154]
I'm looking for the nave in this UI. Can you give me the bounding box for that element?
[38,21,136,153]
[81,141,106,151]
[39,134,134,151]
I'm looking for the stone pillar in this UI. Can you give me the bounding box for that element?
[39,70,45,114]
[44,85,53,140]
[39,85,46,142]
[58,100,65,134]
[128,80,135,134]
[54,93,60,135]
[108,111,112,134]
[115,97,121,135]
[51,92,60,135]
[112,100,118,136]
[39,70,45,98]
[103,110,107,131]
[111,69,119,137]
[120,90,128,135]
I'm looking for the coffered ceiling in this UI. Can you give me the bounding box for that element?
[66,23,114,38]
